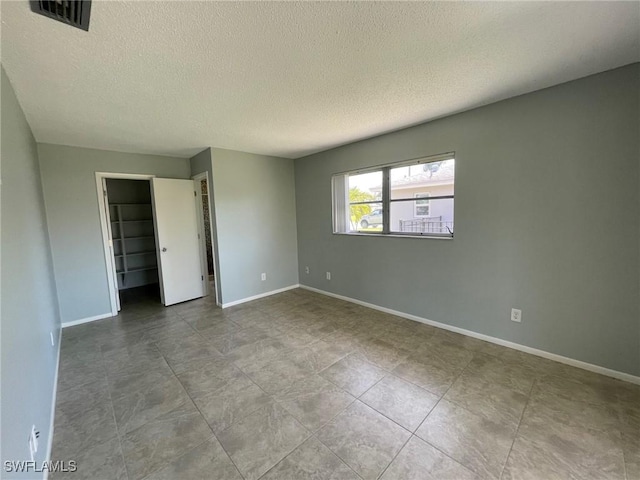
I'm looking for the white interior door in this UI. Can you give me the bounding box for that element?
[151,178,204,306]
[102,177,121,311]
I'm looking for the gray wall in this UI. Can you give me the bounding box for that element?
[295,64,640,376]
[211,147,299,304]
[190,147,212,177]
[37,144,190,323]
[190,147,223,303]
[1,68,61,477]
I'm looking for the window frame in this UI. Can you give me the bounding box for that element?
[332,152,455,239]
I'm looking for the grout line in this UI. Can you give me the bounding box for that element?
[498,379,536,480]
[356,373,388,400]
[412,384,452,434]
[98,344,132,480]
[164,352,248,480]
[252,430,314,480]
[375,431,413,480]
[311,432,365,480]
[409,353,471,471]
[411,350,474,434]
[209,365,315,480]
[411,433,480,478]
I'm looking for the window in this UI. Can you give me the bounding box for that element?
[332,153,455,237]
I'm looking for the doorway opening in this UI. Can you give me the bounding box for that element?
[193,172,220,304]
[97,172,216,317]
[105,178,161,312]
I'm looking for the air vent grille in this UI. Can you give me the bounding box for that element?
[30,1,92,31]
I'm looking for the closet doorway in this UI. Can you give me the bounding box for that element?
[97,172,212,316]
[105,177,160,312]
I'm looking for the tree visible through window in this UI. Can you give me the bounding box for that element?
[347,171,383,232]
[349,187,377,230]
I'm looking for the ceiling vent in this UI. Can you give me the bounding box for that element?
[30,1,92,31]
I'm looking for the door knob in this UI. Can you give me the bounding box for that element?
[162,247,167,252]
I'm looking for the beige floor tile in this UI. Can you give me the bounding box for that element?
[503,415,626,480]
[154,332,224,374]
[217,403,310,480]
[392,353,462,396]
[112,376,192,434]
[51,437,126,480]
[526,384,622,433]
[275,374,355,431]
[415,399,516,479]
[143,437,242,480]
[193,374,272,433]
[176,356,244,400]
[208,327,271,355]
[121,402,212,480]
[360,374,439,431]
[444,370,529,426]
[320,353,387,397]
[380,435,478,480]
[463,352,536,394]
[261,437,359,480]
[316,401,411,480]
[243,353,316,395]
[52,380,119,460]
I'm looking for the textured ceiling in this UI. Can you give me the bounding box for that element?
[1,1,639,159]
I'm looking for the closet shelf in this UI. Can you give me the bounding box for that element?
[113,236,155,241]
[109,203,152,207]
[106,184,157,290]
[114,251,156,258]
[116,266,158,274]
[111,219,153,224]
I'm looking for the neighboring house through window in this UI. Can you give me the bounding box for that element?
[414,193,430,217]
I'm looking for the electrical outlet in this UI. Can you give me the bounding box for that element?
[326,272,331,280]
[511,308,522,323]
[261,273,266,281]
[28,425,39,462]
[305,266,310,274]
[50,331,55,347]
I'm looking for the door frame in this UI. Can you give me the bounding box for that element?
[95,172,156,317]
[192,172,220,306]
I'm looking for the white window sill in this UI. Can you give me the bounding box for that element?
[332,232,453,240]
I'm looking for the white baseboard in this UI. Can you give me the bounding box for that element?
[300,284,640,386]
[61,312,113,328]
[222,284,300,309]
[62,285,301,323]
[43,327,62,480]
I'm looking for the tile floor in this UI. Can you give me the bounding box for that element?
[51,288,640,480]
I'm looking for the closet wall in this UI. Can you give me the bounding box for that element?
[106,179,159,290]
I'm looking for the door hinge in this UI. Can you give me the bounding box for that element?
[194,191,197,197]
[201,275,204,281]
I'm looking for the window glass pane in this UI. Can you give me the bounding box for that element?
[390,197,454,235]
[348,171,383,204]
[350,202,382,232]
[348,171,383,232]
[390,159,455,201]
